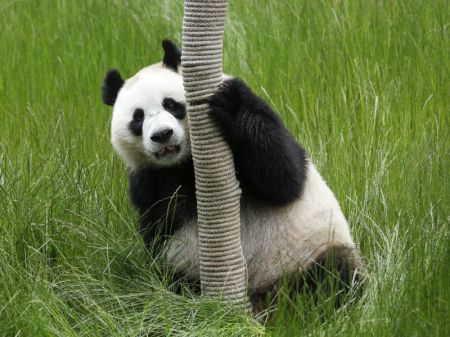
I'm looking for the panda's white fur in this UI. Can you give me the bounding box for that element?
[104,40,361,298]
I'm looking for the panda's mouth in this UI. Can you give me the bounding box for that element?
[155,144,181,158]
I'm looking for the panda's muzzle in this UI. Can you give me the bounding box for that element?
[150,128,181,158]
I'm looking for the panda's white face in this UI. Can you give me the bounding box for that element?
[111,64,190,170]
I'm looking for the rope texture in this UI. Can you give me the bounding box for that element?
[181,0,249,308]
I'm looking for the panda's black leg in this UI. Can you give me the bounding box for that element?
[208,78,307,205]
[249,246,364,312]
[287,246,365,308]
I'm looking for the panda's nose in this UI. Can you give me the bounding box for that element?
[151,128,173,143]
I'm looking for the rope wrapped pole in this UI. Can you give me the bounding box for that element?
[181,0,249,308]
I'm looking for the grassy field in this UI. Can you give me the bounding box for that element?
[0,0,449,336]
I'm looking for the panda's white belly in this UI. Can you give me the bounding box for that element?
[166,161,355,292]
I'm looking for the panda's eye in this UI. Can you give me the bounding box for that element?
[162,98,186,119]
[133,108,144,122]
[163,98,176,111]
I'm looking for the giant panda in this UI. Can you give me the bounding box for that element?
[102,39,363,304]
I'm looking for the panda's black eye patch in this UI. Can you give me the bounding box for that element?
[129,108,144,136]
[162,98,186,119]
[133,108,144,122]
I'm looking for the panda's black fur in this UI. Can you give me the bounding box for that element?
[102,69,124,106]
[129,160,196,244]
[102,39,363,305]
[208,78,308,206]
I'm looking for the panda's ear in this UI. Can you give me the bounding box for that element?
[162,39,181,72]
[102,69,124,106]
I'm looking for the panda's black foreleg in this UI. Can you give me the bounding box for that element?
[208,78,307,205]
[129,165,197,246]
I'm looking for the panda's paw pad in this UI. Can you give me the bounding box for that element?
[209,78,242,118]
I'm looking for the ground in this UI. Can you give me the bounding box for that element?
[0,0,449,336]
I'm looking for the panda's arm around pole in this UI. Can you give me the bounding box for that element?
[208,78,308,206]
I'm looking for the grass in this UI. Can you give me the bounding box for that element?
[0,0,449,336]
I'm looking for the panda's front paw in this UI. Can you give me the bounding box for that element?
[208,78,243,124]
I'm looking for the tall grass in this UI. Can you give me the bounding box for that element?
[0,0,448,336]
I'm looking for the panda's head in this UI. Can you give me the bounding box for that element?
[102,40,190,170]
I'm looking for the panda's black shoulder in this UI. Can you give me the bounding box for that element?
[128,168,156,212]
[128,161,196,214]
